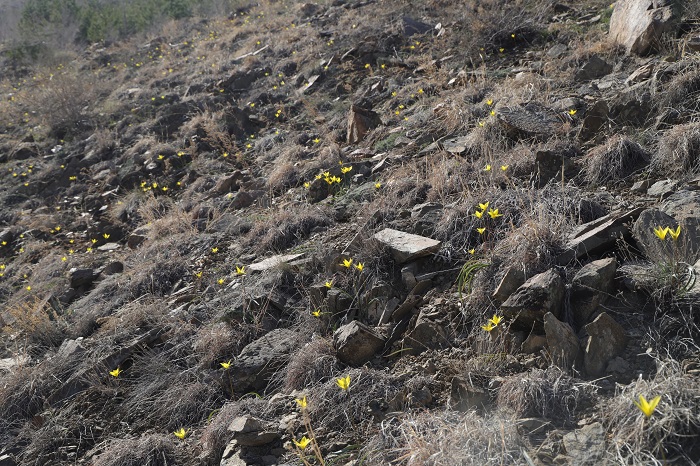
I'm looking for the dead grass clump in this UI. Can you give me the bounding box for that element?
[90,434,193,466]
[652,123,700,178]
[497,366,597,426]
[584,135,650,186]
[193,322,240,369]
[657,67,700,116]
[602,359,700,464]
[307,367,405,434]
[2,296,66,349]
[361,409,526,466]
[248,205,332,253]
[284,337,338,391]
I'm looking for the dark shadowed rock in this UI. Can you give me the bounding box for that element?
[501,269,564,329]
[69,268,97,289]
[609,0,681,55]
[583,312,628,376]
[577,100,609,141]
[570,258,617,327]
[557,207,643,265]
[575,55,612,81]
[334,321,385,366]
[450,376,490,411]
[347,104,382,144]
[544,312,579,370]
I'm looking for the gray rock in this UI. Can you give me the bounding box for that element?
[501,269,564,329]
[547,43,568,59]
[402,306,448,355]
[228,191,255,209]
[248,253,305,272]
[631,179,652,193]
[334,321,385,366]
[534,147,577,188]
[228,415,280,447]
[609,0,681,55]
[647,179,678,198]
[492,266,526,304]
[497,102,563,138]
[626,63,654,85]
[562,422,606,465]
[544,312,579,370]
[127,225,150,249]
[326,288,353,318]
[570,258,617,326]
[232,329,302,392]
[0,454,16,466]
[373,228,441,264]
[584,312,628,376]
[575,55,612,82]
[69,268,97,289]
[557,207,644,265]
[212,171,244,195]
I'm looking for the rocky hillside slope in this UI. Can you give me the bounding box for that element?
[1,0,700,465]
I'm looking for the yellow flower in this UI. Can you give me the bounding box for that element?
[110,367,121,377]
[236,266,246,275]
[313,138,320,144]
[341,166,352,174]
[336,375,351,390]
[669,225,681,241]
[479,202,489,211]
[341,258,353,268]
[194,271,203,278]
[220,360,231,369]
[477,227,486,235]
[653,226,669,240]
[294,436,311,449]
[474,210,483,219]
[489,314,503,326]
[315,174,322,180]
[568,109,577,115]
[212,247,219,253]
[486,99,493,106]
[484,164,491,171]
[222,152,228,158]
[490,110,495,116]
[487,208,503,219]
[323,171,330,178]
[103,233,110,239]
[158,154,164,160]
[634,395,661,418]
[173,428,187,440]
[375,182,381,189]
[324,280,333,288]
[312,309,323,317]
[61,257,67,262]
[478,121,485,127]
[501,165,509,171]
[295,396,308,408]
[218,278,225,285]
[481,322,495,332]
[365,64,370,69]
[91,238,97,244]
[499,48,505,53]
[354,262,364,272]
[303,182,310,188]
[468,248,475,254]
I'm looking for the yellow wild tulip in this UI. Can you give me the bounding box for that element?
[634,395,661,418]
[336,375,351,391]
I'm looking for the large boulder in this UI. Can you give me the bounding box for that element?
[373,228,441,264]
[609,0,681,55]
[500,269,564,329]
[347,104,382,144]
[632,207,700,263]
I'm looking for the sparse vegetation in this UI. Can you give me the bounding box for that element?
[1,0,700,464]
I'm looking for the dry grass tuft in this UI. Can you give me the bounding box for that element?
[497,366,597,426]
[361,409,527,465]
[584,135,650,186]
[90,433,193,466]
[652,123,700,178]
[602,359,700,464]
[284,337,338,391]
[247,205,333,253]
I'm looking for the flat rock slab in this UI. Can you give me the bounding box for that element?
[248,253,305,272]
[373,228,441,264]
